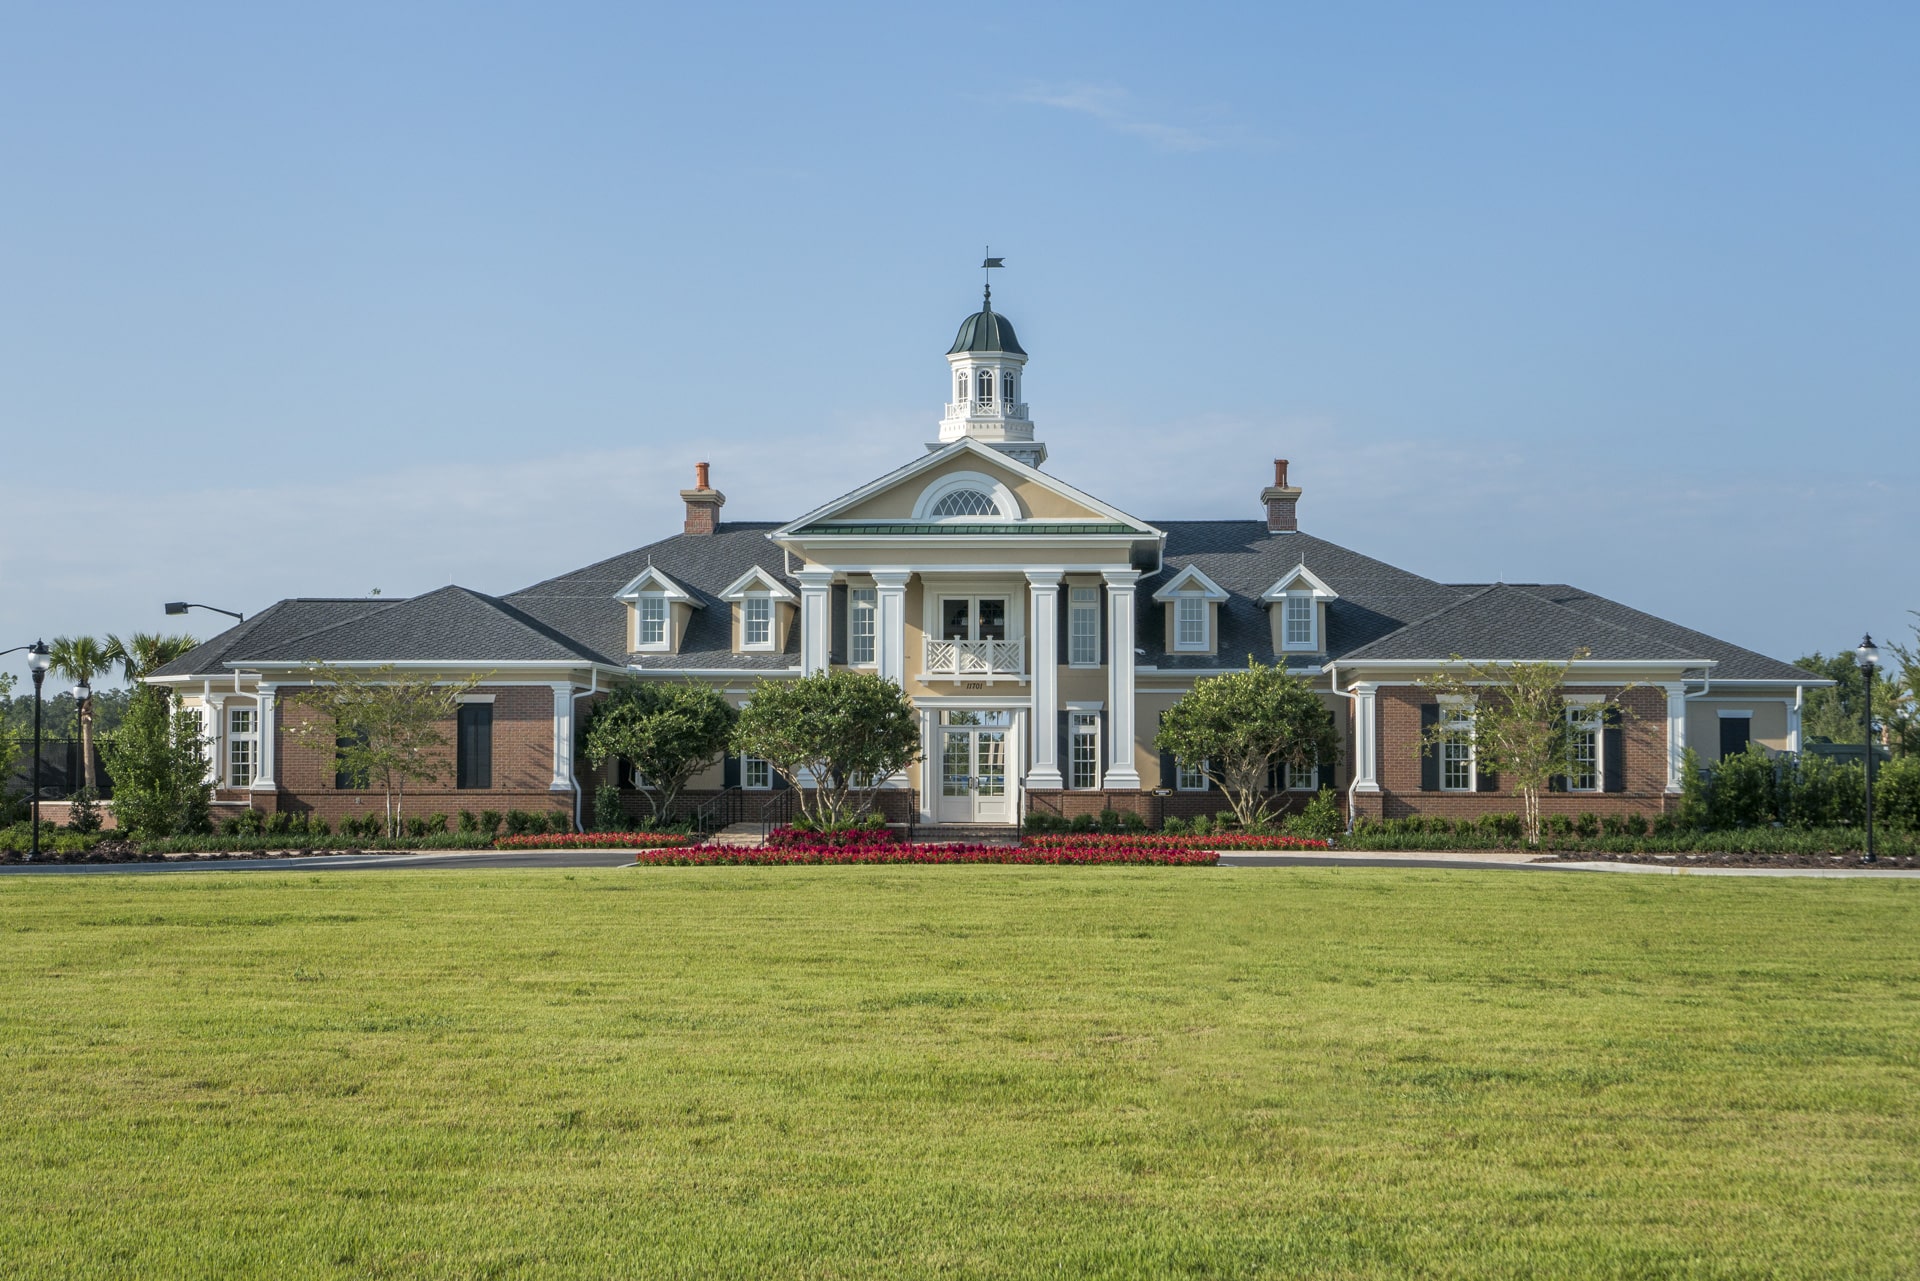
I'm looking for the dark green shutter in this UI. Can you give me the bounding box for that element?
[723,754,741,789]
[830,584,848,665]
[1098,585,1110,666]
[1477,766,1498,792]
[457,703,492,790]
[1057,711,1071,787]
[1603,706,1626,793]
[1057,589,1070,666]
[1418,704,1440,791]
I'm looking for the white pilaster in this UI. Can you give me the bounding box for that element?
[1787,687,1803,755]
[1351,682,1380,792]
[873,571,912,687]
[1665,682,1687,793]
[1103,570,1142,789]
[550,683,576,792]
[204,694,227,785]
[1025,570,1064,790]
[252,685,277,790]
[795,569,836,675]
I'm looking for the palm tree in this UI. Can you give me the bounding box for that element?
[48,636,114,792]
[105,632,200,686]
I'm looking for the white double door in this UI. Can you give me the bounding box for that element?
[937,709,1016,824]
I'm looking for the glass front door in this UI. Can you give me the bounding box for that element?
[935,710,1014,823]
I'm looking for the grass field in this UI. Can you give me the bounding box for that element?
[1,867,1915,1279]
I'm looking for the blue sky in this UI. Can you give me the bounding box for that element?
[3,2,1915,688]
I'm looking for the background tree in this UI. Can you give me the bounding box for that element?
[286,663,480,840]
[48,636,114,792]
[1882,611,1920,757]
[1795,651,1871,745]
[1154,658,1339,829]
[105,687,212,838]
[583,681,737,826]
[106,632,200,693]
[731,670,919,830]
[1418,649,1635,847]
[0,671,18,820]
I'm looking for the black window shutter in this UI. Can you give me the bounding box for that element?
[772,765,790,791]
[457,703,492,790]
[1418,704,1440,791]
[1099,585,1110,666]
[1603,706,1626,792]
[1477,766,1498,793]
[1719,717,1750,759]
[1548,773,1566,792]
[1059,587,1075,668]
[830,584,848,665]
[723,754,741,788]
[1057,711,1070,786]
[1099,710,1112,788]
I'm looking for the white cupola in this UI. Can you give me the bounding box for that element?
[932,280,1045,468]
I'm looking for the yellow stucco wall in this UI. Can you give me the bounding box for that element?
[1687,698,1792,761]
[833,452,1110,522]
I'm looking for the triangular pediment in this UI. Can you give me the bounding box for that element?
[773,439,1159,536]
[1260,563,1339,602]
[613,565,702,605]
[1151,564,1229,601]
[719,565,797,601]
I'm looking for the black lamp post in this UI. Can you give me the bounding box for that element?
[1857,634,1880,863]
[164,601,245,623]
[26,640,52,859]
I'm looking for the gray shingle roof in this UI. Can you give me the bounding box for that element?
[148,598,393,679]
[1337,583,1705,663]
[505,523,800,669]
[242,586,610,665]
[1485,585,1813,681]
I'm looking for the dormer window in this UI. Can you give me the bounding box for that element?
[743,595,772,649]
[637,595,668,650]
[1175,596,1207,650]
[1262,564,1337,654]
[1284,594,1314,648]
[1152,564,1229,654]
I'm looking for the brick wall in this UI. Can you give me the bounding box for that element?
[268,685,571,824]
[1027,788,1325,826]
[1357,684,1674,821]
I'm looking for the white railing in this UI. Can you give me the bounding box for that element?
[944,401,1030,421]
[923,636,1025,677]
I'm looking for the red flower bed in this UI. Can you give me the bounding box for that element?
[1023,833,1331,852]
[765,825,899,847]
[633,840,1216,866]
[495,832,692,850]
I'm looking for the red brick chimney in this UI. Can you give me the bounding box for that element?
[680,462,726,536]
[1261,459,1302,533]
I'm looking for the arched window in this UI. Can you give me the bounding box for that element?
[1002,371,1016,404]
[957,372,968,403]
[976,369,994,404]
[928,488,1000,518]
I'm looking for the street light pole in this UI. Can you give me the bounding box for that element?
[1857,634,1881,864]
[26,640,52,860]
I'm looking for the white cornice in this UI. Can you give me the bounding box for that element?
[1260,563,1339,602]
[1151,564,1228,602]
[719,566,798,601]
[613,565,703,606]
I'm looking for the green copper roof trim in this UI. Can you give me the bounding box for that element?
[790,521,1137,536]
[948,305,1026,356]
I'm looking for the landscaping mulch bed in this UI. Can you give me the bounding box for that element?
[1533,850,1918,869]
[0,842,407,865]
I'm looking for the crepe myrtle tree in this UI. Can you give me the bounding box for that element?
[583,680,737,825]
[1154,658,1341,830]
[286,663,483,841]
[732,669,920,830]
[1417,648,1635,848]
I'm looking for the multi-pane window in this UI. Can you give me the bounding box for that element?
[1002,371,1016,404]
[743,596,771,648]
[742,755,772,790]
[1175,596,1207,650]
[637,595,667,647]
[1567,707,1601,791]
[957,373,968,403]
[1284,594,1314,647]
[929,488,998,518]
[849,587,877,665]
[1069,586,1100,665]
[1177,760,1209,791]
[976,369,993,404]
[1440,709,1474,791]
[228,707,257,787]
[1286,759,1317,791]
[457,702,493,790]
[1070,713,1100,790]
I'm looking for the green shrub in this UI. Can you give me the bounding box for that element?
[1283,787,1344,840]
[1782,753,1862,828]
[1575,812,1600,839]
[1160,815,1189,835]
[1067,813,1096,834]
[1879,755,1920,830]
[457,809,479,834]
[503,810,538,837]
[66,787,102,835]
[221,809,266,837]
[1709,745,1779,828]
[593,784,625,832]
[477,810,503,840]
[1674,748,1710,830]
[0,822,105,854]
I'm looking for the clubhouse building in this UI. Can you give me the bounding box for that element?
[149,289,1817,830]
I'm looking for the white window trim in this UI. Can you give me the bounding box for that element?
[1439,698,1476,793]
[1564,696,1605,793]
[1176,759,1210,792]
[1173,595,1209,652]
[848,586,877,667]
[1281,591,1316,651]
[912,471,1019,522]
[635,594,671,652]
[1068,710,1102,791]
[1285,758,1319,792]
[740,593,775,651]
[227,706,259,789]
[741,754,773,790]
[1068,585,1100,667]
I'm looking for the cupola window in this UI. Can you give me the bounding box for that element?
[956,373,968,403]
[976,369,994,405]
[1002,371,1016,403]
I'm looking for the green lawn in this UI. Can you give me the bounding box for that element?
[1,868,1915,1279]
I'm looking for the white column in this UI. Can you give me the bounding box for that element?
[252,684,278,790]
[1665,682,1687,793]
[873,571,912,686]
[1103,570,1142,789]
[794,570,835,674]
[1787,687,1803,755]
[1351,682,1380,792]
[204,694,227,785]
[550,683,576,792]
[1025,570,1064,790]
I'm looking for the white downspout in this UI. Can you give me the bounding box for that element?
[1327,663,1362,832]
[569,669,599,832]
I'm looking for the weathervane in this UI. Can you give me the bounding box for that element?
[981,247,1004,306]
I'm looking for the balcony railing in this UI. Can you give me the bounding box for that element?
[923,636,1025,678]
[944,401,1030,422]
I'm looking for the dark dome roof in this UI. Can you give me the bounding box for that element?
[948,305,1025,356]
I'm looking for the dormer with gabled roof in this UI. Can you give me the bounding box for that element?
[1152,564,1230,656]
[1261,563,1339,655]
[615,565,703,654]
[720,566,798,655]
